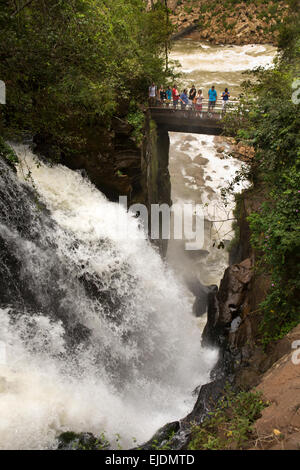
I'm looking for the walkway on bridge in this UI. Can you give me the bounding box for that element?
[149,100,238,135]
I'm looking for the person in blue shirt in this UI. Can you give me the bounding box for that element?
[166,86,172,106]
[179,89,189,109]
[208,85,217,112]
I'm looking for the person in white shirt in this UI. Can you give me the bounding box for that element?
[195,89,203,112]
[149,82,157,107]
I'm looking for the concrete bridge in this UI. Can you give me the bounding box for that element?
[149,100,237,135]
[144,101,238,255]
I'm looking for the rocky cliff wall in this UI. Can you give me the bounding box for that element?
[150,1,289,45]
[33,119,142,203]
[141,113,171,256]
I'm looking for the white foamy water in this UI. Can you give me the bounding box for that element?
[169,39,277,96]
[166,40,269,286]
[168,133,248,286]
[170,43,276,73]
[0,145,218,450]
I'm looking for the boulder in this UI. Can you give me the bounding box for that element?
[57,431,110,450]
[202,258,253,346]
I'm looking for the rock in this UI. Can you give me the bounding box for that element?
[168,0,289,46]
[184,377,230,424]
[57,431,110,450]
[168,0,178,12]
[194,154,209,165]
[186,278,218,317]
[202,258,253,346]
[111,117,133,135]
[139,421,180,450]
[252,335,300,450]
[34,111,140,202]
[227,18,236,25]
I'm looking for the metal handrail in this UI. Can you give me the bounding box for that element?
[151,99,239,113]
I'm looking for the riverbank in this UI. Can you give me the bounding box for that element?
[168,0,289,45]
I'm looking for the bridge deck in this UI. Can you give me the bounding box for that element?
[150,107,224,135]
[149,100,238,135]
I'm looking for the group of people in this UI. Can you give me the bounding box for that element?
[148,83,231,113]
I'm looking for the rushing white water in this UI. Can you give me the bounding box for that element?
[167,41,276,286]
[168,133,246,286]
[169,39,277,96]
[0,145,217,450]
[171,42,276,73]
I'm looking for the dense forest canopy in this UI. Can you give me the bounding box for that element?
[0,0,173,152]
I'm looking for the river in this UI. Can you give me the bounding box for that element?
[0,40,276,450]
[167,39,276,292]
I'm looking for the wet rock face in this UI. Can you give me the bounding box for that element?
[138,421,180,450]
[186,277,218,317]
[139,378,231,450]
[202,254,299,391]
[217,258,253,326]
[141,116,171,257]
[33,117,142,203]
[202,258,254,348]
[57,432,110,450]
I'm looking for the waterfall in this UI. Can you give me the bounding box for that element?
[0,144,217,450]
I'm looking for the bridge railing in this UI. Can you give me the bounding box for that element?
[150,99,240,115]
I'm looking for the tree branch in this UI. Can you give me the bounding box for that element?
[11,0,36,17]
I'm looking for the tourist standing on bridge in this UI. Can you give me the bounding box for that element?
[195,89,203,115]
[208,85,217,112]
[189,85,196,108]
[159,85,166,104]
[149,82,157,107]
[172,85,179,109]
[166,86,172,106]
[179,89,189,109]
[222,88,230,113]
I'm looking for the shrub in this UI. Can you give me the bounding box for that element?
[188,387,267,450]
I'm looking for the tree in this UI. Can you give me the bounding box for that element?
[0,0,174,155]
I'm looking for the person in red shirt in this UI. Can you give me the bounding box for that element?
[172,84,179,109]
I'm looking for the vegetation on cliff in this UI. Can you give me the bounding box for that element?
[169,0,289,44]
[225,0,300,345]
[188,387,267,450]
[0,0,173,158]
[0,137,19,166]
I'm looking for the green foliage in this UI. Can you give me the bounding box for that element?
[188,387,267,450]
[58,431,111,450]
[0,0,174,157]
[126,108,145,146]
[149,432,176,450]
[0,137,18,165]
[57,430,130,450]
[277,0,300,61]
[224,0,300,345]
[248,164,300,345]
